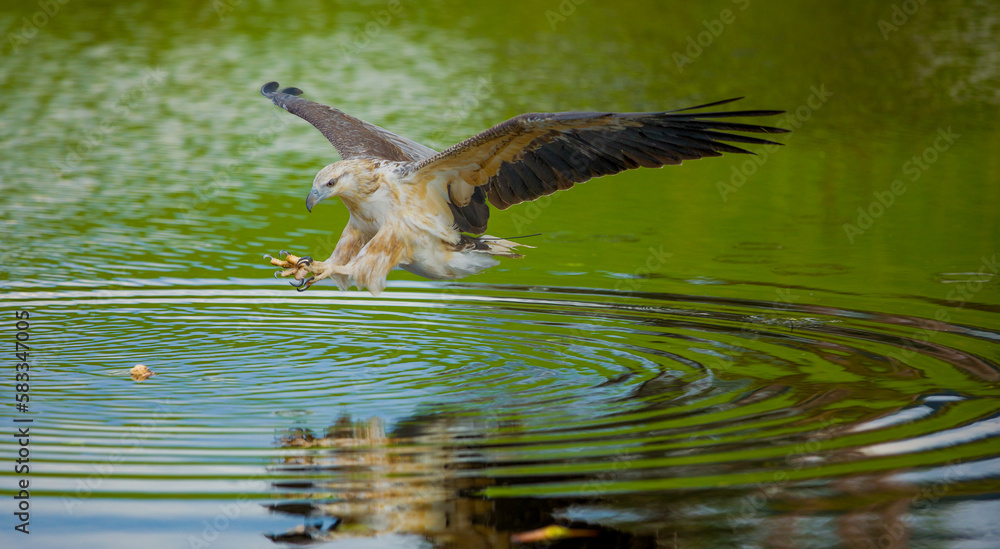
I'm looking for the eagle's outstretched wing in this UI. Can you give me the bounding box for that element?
[260,82,437,162]
[261,82,494,234]
[408,98,789,224]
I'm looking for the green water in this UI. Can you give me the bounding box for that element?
[1,1,998,548]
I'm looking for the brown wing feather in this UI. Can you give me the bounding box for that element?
[260,82,437,162]
[409,98,789,212]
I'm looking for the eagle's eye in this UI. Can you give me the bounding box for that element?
[325,178,336,187]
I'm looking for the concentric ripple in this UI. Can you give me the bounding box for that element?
[1,279,998,547]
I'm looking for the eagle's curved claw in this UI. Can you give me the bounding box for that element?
[296,277,315,292]
[263,249,326,291]
[263,254,273,261]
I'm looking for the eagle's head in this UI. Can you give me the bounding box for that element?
[306,160,377,212]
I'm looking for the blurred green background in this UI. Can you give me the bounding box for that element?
[0,0,997,313]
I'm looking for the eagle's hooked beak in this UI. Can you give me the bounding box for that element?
[306,188,322,212]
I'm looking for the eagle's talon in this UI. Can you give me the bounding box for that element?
[289,278,307,288]
[296,277,315,292]
[273,270,283,279]
[264,249,311,273]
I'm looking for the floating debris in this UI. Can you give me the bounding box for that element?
[130,364,155,381]
[746,315,836,331]
[510,524,600,543]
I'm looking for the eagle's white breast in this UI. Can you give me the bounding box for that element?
[349,163,499,281]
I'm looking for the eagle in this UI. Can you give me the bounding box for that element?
[260,81,787,295]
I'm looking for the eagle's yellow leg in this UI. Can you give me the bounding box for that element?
[265,251,344,292]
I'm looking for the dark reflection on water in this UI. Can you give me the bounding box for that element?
[266,414,658,548]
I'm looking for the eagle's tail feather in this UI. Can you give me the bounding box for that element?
[456,234,532,259]
[478,235,531,259]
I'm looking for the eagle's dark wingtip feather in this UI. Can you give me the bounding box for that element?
[671,97,744,112]
[261,82,303,98]
[261,81,280,96]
